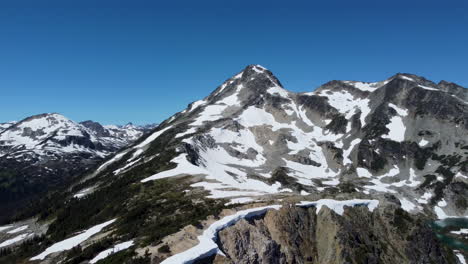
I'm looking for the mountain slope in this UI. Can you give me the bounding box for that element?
[1,65,466,263]
[106,65,467,216]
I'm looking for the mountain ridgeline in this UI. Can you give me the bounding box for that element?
[0,65,467,263]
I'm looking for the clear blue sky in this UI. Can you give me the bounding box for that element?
[1,0,467,125]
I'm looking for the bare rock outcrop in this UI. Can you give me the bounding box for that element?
[216,205,457,264]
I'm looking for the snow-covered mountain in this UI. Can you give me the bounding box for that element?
[98,65,467,217]
[1,65,467,263]
[0,121,16,133]
[0,113,155,223]
[0,113,154,161]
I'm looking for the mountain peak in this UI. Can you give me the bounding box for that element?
[209,65,284,99]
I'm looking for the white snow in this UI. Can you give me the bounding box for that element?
[382,115,406,142]
[175,127,198,138]
[73,187,93,199]
[160,205,282,264]
[455,251,466,264]
[388,103,408,116]
[438,199,447,207]
[89,240,134,263]
[322,178,340,186]
[0,233,32,248]
[434,206,468,219]
[267,86,289,97]
[191,105,228,126]
[96,151,128,173]
[381,103,408,142]
[399,198,417,212]
[418,138,429,147]
[406,168,421,187]
[297,199,379,215]
[363,179,397,194]
[7,225,27,234]
[141,154,206,182]
[283,158,336,185]
[417,192,432,204]
[208,127,263,154]
[113,158,141,175]
[0,225,13,232]
[0,113,114,158]
[235,106,283,131]
[251,65,266,73]
[188,100,206,112]
[141,150,281,202]
[225,197,254,206]
[386,166,400,177]
[321,90,371,128]
[343,79,391,92]
[31,219,116,261]
[418,85,439,91]
[455,172,468,179]
[343,139,361,165]
[451,229,468,235]
[132,126,172,152]
[399,76,415,82]
[356,167,373,178]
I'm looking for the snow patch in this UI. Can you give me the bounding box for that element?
[296,199,379,216]
[343,80,389,92]
[399,198,417,212]
[343,139,360,165]
[418,138,429,147]
[225,197,254,206]
[31,219,116,260]
[417,192,432,204]
[399,76,415,82]
[0,225,13,232]
[388,103,408,116]
[382,115,406,142]
[356,167,373,178]
[7,225,27,234]
[455,251,467,264]
[418,85,439,91]
[451,229,468,235]
[438,199,447,207]
[434,206,468,219]
[89,240,134,264]
[0,233,32,248]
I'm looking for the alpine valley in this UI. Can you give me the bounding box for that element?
[0,65,467,264]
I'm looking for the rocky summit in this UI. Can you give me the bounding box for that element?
[0,65,467,263]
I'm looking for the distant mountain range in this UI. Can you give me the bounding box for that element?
[0,113,157,223]
[0,66,466,263]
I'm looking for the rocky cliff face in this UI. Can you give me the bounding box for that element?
[215,203,455,264]
[1,65,466,263]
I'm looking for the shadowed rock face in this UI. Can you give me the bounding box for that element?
[215,205,456,264]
